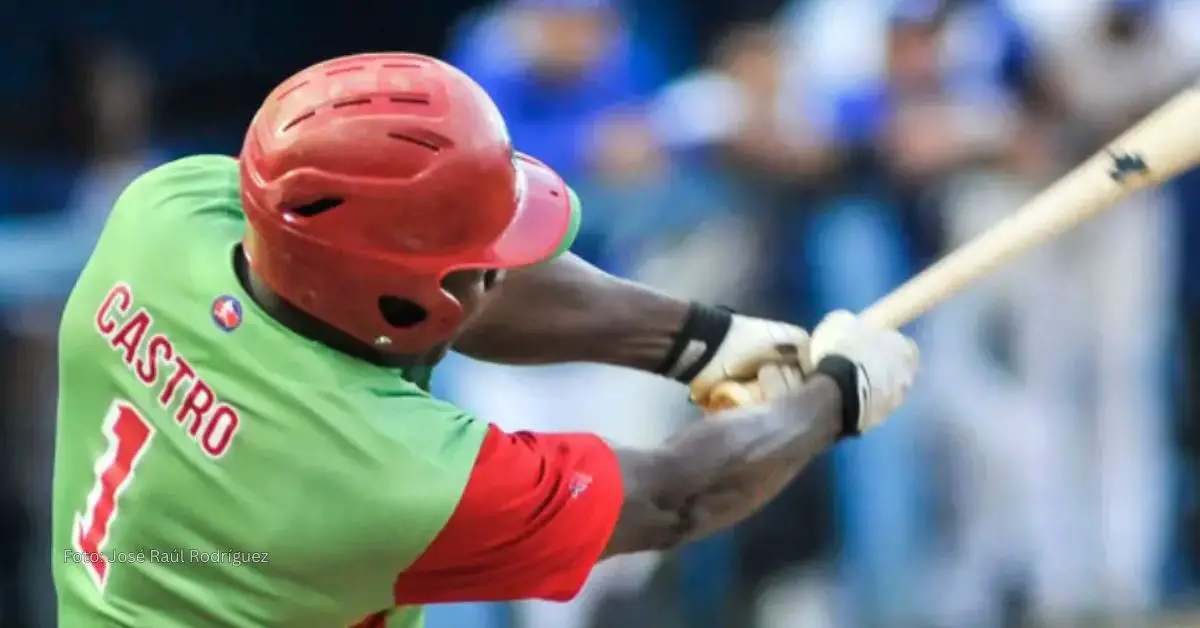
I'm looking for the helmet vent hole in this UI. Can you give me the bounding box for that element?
[390,94,431,105]
[379,297,428,328]
[275,80,310,102]
[287,197,344,217]
[326,65,366,77]
[333,97,372,109]
[282,111,316,132]
[387,132,444,153]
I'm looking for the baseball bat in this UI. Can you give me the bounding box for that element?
[704,82,1200,411]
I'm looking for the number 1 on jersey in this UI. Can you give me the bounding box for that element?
[73,400,155,590]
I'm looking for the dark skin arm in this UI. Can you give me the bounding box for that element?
[602,374,844,556]
[453,252,688,371]
[457,254,844,555]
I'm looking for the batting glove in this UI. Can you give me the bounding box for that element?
[660,305,810,405]
[809,310,919,436]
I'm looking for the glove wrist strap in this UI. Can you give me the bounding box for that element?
[656,302,733,383]
[816,356,862,439]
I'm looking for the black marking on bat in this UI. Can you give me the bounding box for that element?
[1106,149,1150,183]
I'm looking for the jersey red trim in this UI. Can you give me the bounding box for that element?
[390,424,623,604]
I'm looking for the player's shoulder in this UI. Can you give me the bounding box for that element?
[61,155,246,370]
[126,154,238,188]
[354,382,487,451]
[77,154,244,293]
[111,154,241,221]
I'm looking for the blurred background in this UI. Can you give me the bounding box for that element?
[3,0,1200,626]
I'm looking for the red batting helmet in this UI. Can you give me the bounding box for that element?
[239,52,572,353]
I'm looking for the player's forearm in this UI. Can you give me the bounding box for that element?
[602,376,844,557]
[454,252,688,371]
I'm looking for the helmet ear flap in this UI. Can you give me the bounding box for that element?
[367,280,464,351]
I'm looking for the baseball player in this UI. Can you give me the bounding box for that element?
[50,52,919,628]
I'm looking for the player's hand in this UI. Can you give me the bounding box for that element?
[755,361,806,400]
[809,310,919,435]
[689,314,811,406]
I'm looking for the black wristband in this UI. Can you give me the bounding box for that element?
[815,355,863,439]
[655,302,734,383]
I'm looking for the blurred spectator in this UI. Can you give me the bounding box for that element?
[769,2,1043,627]
[653,22,840,189]
[881,7,1021,183]
[649,21,843,627]
[1022,0,1200,139]
[447,0,674,273]
[649,20,845,313]
[446,0,666,183]
[919,101,1066,628]
[67,41,166,246]
[783,0,1030,177]
[862,4,1077,627]
[996,0,1194,620]
[0,41,164,628]
[0,42,165,306]
[706,23,839,185]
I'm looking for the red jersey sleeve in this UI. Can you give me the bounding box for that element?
[391,424,624,604]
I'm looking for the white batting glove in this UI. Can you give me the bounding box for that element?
[688,314,811,403]
[809,310,919,436]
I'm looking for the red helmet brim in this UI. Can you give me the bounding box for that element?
[477,152,573,269]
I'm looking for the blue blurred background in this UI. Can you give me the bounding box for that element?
[5,0,1200,626]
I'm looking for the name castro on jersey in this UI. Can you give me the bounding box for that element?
[93,282,242,458]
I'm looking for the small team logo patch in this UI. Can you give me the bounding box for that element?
[211,295,243,332]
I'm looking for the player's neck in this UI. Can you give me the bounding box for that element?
[233,245,427,370]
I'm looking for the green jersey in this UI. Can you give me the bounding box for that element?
[51,155,617,628]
